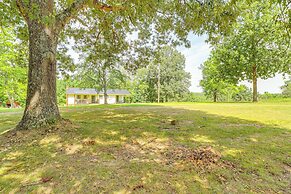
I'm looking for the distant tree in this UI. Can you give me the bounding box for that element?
[212,1,290,102]
[56,79,67,106]
[73,13,129,104]
[200,56,253,102]
[281,78,291,98]
[200,57,232,102]
[0,28,28,107]
[180,92,209,102]
[232,85,252,102]
[129,46,191,102]
[127,68,149,103]
[158,46,191,102]
[56,77,83,106]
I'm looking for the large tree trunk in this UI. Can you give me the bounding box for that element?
[252,64,258,102]
[16,19,61,130]
[14,0,91,130]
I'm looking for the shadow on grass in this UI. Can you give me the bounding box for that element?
[0,105,290,193]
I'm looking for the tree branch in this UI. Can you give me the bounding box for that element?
[55,0,124,32]
[16,0,29,22]
[55,0,87,32]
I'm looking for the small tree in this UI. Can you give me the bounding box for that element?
[200,57,232,102]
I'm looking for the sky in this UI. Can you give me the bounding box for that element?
[177,33,287,94]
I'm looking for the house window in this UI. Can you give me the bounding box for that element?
[100,95,103,98]
[77,95,81,99]
[84,95,87,99]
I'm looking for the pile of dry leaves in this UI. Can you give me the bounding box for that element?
[165,146,222,169]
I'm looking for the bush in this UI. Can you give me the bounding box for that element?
[259,92,284,100]
[180,92,210,102]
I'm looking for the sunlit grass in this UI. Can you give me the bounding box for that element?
[0,101,290,193]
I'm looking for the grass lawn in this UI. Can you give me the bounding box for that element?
[0,102,290,193]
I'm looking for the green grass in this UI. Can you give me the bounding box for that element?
[0,102,290,193]
[0,107,24,113]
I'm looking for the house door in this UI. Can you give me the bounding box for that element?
[116,95,119,103]
[91,95,96,103]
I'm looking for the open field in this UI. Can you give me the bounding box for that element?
[0,102,290,193]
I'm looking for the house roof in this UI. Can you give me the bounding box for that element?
[102,89,130,95]
[66,88,130,95]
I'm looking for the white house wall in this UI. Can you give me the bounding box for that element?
[68,95,75,105]
[108,96,116,104]
[119,96,124,103]
[67,94,127,105]
[99,95,116,104]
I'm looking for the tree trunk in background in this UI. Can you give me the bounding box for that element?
[103,70,108,104]
[16,19,61,130]
[7,93,15,108]
[104,88,108,104]
[252,64,258,102]
[213,90,217,102]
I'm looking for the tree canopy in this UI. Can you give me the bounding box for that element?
[200,58,252,102]
[202,1,290,102]
[0,27,28,107]
[129,46,191,103]
[281,78,291,98]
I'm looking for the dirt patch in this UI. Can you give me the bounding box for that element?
[159,119,194,131]
[118,138,170,163]
[159,119,180,130]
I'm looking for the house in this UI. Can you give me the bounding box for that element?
[66,88,130,105]
[6,101,21,108]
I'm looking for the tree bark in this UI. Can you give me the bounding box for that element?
[252,64,258,102]
[104,86,108,104]
[16,18,61,130]
[103,69,108,105]
[213,90,217,102]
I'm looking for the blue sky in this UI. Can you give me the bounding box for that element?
[177,34,286,94]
